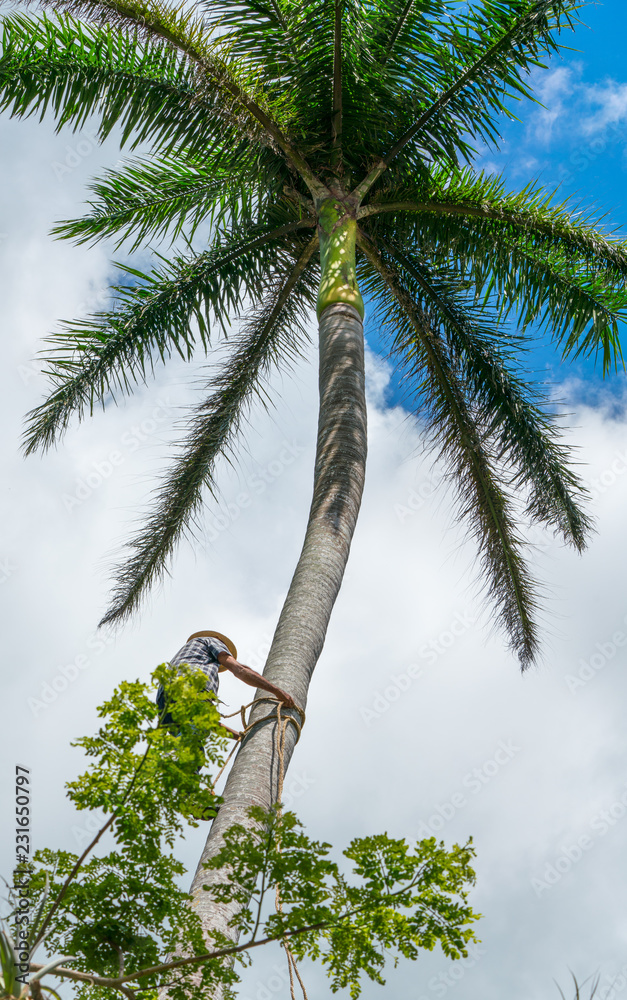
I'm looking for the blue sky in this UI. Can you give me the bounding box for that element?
[365,0,627,410]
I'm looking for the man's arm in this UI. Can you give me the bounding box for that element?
[217,653,296,709]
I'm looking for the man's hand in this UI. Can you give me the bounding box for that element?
[274,688,296,710]
[218,653,298,711]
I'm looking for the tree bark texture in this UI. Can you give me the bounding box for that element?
[188,300,367,948]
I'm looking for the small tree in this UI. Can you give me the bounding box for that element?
[3,668,480,1000]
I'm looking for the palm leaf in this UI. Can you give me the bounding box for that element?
[361,166,627,279]
[352,0,580,199]
[100,233,319,626]
[22,218,314,455]
[379,240,593,550]
[362,181,627,372]
[51,148,286,251]
[481,240,626,372]
[0,14,228,156]
[358,231,540,666]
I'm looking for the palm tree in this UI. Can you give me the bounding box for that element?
[2,0,626,955]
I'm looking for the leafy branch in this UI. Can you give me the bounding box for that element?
[13,669,479,1000]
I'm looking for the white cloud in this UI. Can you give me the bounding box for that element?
[581,81,627,135]
[3,115,627,1000]
[530,66,576,143]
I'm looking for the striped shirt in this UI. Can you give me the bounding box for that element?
[169,635,231,696]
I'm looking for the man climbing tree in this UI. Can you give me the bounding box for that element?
[158,629,296,742]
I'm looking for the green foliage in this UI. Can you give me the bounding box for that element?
[23,666,235,999]
[99,231,318,626]
[0,14,209,153]
[67,663,228,845]
[50,151,269,252]
[10,672,479,999]
[204,808,478,998]
[3,0,627,663]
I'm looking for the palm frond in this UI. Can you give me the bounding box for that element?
[99,233,319,627]
[361,175,627,372]
[352,0,580,200]
[51,148,285,251]
[360,166,627,279]
[31,0,324,177]
[482,240,626,373]
[22,219,315,455]
[0,14,224,156]
[35,0,212,60]
[374,0,443,65]
[358,231,540,667]
[380,240,593,550]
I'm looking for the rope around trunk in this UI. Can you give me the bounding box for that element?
[213,698,309,1000]
[212,697,305,790]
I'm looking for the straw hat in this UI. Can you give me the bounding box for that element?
[187,630,237,672]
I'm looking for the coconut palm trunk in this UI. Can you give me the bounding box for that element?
[189,204,367,944]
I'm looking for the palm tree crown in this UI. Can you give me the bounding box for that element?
[2,0,626,666]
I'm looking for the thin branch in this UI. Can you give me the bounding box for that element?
[382,0,414,62]
[29,868,433,991]
[29,921,328,990]
[251,822,276,943]
[29,846,464,993]
[32,745,152,950]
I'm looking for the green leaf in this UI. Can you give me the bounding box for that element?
[358,234,541,666]
[51,148,283,251]
[381,241,593,550]
[99,232,318,627]
[22,217,314,455]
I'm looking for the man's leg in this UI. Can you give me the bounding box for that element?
[156,685,176,729]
